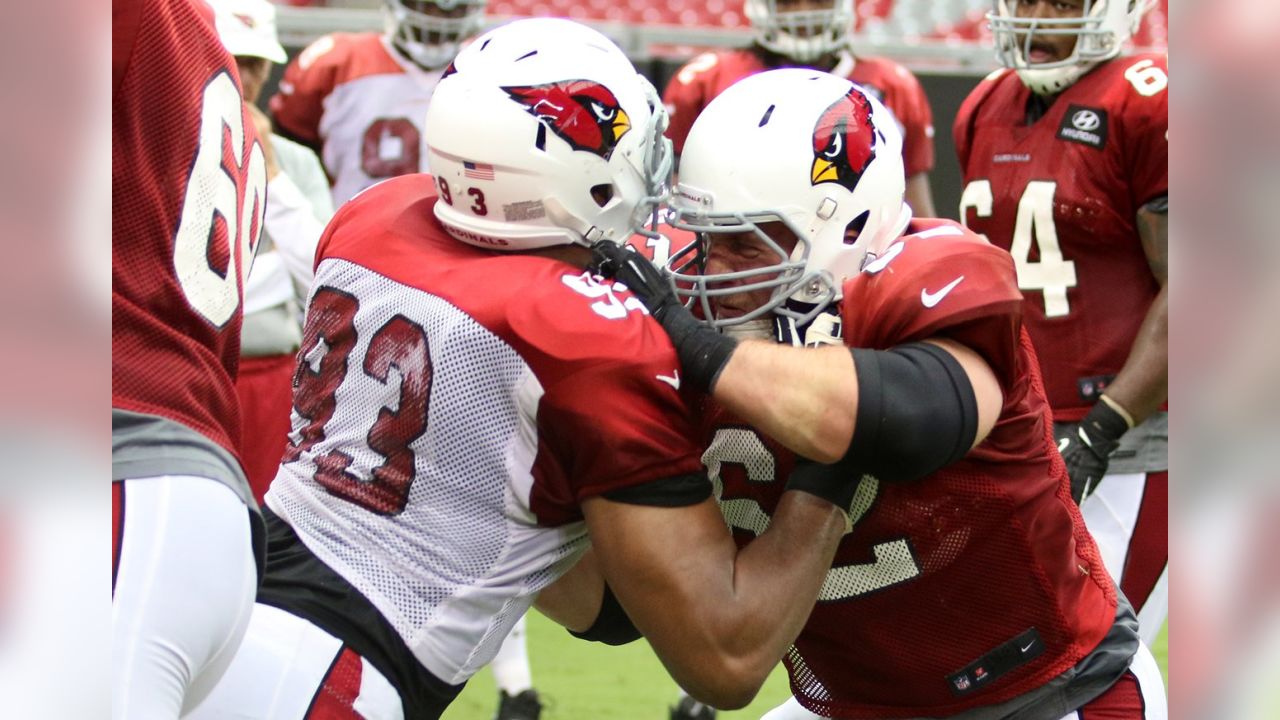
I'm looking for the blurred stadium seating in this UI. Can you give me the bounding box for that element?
[267,0,1168,224]
[275,0,1166,62]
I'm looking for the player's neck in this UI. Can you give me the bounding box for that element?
[1024,91,1059,124]
[389,39,441,74]
[752,43,843,73]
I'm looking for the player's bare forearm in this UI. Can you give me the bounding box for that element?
[582,491,845,709]
[1103,284,1168,425]
[905,172,936,219]
[714,341,858,463]
[1105,204,1168,424]
[533,548,604,633]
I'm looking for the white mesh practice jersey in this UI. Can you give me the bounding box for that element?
[265,174,704,685]
[270,33,446,208]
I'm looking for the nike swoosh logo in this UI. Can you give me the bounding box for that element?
[921,276,965,308]
[656,370,681,390]
[1058,437,1070,452]
[1020,641,1036,653]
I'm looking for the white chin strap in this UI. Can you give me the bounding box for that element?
[1016,62,1094,96]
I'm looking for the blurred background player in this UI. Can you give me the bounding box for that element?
[955,0,1168,646]
[269,0,487,207]
[112,0,267,715]
[211,0,336,502]
[597,69,1165,720]
[186,20,854,720]
[663,0,937,217]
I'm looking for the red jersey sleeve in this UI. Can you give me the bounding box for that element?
[269,34,345,145]
[535,356,704,504]
[663,52,720,156]
[842,221,1025,388]
[1117,54,1169,207]
[504,274,706,511]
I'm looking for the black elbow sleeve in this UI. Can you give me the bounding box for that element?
[845,343,979,483]
[568,583,641,646]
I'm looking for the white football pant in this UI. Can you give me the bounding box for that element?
[183,603,404,719]
[1080,471,1169,646]
[112,476,256,719]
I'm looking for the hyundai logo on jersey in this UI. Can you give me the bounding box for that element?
[503,81,631,159]
[1057,104,1109,149]
[811,87,879,192]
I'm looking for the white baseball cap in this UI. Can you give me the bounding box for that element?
[209,0,288,64]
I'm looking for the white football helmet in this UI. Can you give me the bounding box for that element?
[668,69,910,328]
[989,0,1155,95]
[744,0,854,63]
[384,0,485,69]
[425,18,672,251]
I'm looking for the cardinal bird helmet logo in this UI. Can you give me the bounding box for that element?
[503,80,632,159]
[810,87,879,192]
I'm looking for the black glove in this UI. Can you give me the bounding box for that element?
[590,240,736,393]
[1060,399,1131,504]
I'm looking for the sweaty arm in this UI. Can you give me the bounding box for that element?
[713,337,1003,466]
[581,488,846,709]
[1097,200,1168,425]
[905,172,937,219]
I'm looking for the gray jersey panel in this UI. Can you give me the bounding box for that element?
[112,408,257,512]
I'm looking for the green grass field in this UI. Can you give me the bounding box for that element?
[442,614,1169,719]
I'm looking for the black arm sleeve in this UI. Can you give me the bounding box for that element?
[844,342,979,483]
[600,472,712,507]
[567,583,641,646]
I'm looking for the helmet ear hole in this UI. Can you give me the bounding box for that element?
[844,210,869,243]
[590,184,615,207]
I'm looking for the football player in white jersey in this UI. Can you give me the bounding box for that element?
[187,20,860,720]
[272,6,544,710]
[270,0,487,207]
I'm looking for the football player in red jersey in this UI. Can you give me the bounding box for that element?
[593,70,1166,720]
[187,21,863,720]
[269,0,487,207]
[663,0,937,217]
[112,0,267,716]
[954,0,1168,646]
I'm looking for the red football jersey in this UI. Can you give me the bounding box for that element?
[954,55,1168,421]
[112,0,266,457]
[664,48,935,178]
[701,220,1115,718]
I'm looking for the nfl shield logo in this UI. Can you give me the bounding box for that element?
[954,675,971,691]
